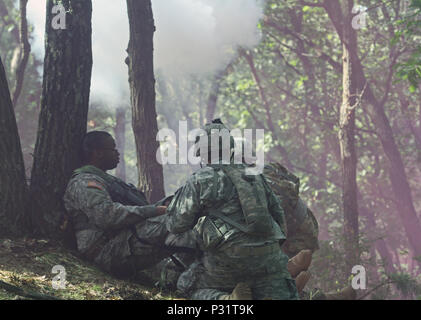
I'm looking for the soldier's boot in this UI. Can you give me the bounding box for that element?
[295,271,311,293]
[324,286,357,300]
[287,249,313,278]
[219,282,252,300]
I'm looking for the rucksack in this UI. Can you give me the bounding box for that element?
[263,162,308,238]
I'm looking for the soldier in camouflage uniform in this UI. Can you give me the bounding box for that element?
[263,163,319,258]
[263,162,356,300]
[166,120,299,300]
[63,131,178,280]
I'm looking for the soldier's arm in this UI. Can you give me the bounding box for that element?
[165,178,202,234]
[66,176,164,232]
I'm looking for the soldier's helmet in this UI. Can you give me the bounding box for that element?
[194,118,236,163]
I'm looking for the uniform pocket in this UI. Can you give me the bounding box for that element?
[201,217,225,250]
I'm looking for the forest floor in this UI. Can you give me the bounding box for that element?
[0,238,179,300]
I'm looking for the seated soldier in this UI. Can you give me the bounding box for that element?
[63,131,178,281]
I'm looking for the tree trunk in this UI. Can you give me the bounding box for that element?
[360,206,396,275]
[324,0,421,265]
[206,68,230,123]
[12,0,31,107]
[114,106,127,181]
[29,0,92,237]
[205,74,221,123]
[241,48,294,169]
[396,87,421,151]
[339,0,359,270]
[0,55,28,236]
[126,0,165,202]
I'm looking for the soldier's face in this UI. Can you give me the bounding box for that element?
[97,136,120,171]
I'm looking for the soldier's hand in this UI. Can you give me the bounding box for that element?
[155,206,167,216]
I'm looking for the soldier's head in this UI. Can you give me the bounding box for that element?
[82,131,120,171]
[194,118,235,165]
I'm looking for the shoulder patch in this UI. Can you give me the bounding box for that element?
[87,181,104,191]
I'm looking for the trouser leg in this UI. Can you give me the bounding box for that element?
[251,273,299,300]
[191,289,228,300]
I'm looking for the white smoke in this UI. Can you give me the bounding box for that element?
[26,0,265,105]
[27,0,130,107]
[153,0,264,76]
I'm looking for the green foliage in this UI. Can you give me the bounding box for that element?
[389,273,421,298]
[394,0,421,88]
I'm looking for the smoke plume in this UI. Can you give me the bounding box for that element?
[26,0,265,105]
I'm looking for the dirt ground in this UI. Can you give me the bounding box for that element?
[0,237,178,300]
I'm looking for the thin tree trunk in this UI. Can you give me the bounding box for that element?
[0,55,28,236]
[12,0,31,107]
[206,67,231,123]
[126,0,165,202]
[156,76,177,132]
[205,73,222,123]
[418,91,421,139]
[241,48,294,169]
[114,106,126,181]
[396,87,421,151]
[0,0,20,75]
[339,0,359,270]
[360,206,396,275]
[324,0,421,264]
[30,0,93,237]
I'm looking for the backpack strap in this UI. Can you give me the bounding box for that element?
[208,210,250,234]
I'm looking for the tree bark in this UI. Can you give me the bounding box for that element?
[0,55,28,236]
[126,0,165,202]
[114,106,127,181]
[339,0,359,270]
[29,0,92,237]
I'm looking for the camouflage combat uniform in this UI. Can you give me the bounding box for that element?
[159,161,320,294]
[166,163,299,300]
[263,162,319,257]
[63,165,173,279]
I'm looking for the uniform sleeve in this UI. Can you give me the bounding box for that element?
[262,175,287,235]
[282,207,320,257]
[65,176,157,232]
[165,177,202,234]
